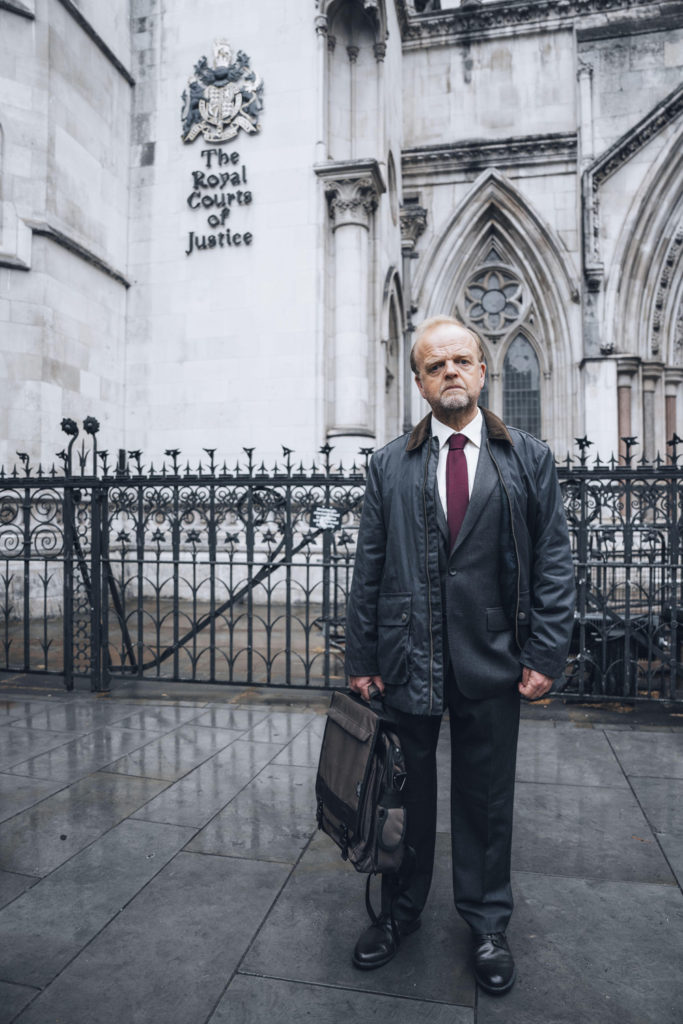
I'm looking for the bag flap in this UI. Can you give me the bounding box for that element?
[326,691,379,743]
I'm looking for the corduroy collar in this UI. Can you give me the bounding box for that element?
[405,407,514,452]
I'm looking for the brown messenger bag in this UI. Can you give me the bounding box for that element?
[315,689,412,920]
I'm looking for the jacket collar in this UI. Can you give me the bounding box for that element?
[405,407,513,452]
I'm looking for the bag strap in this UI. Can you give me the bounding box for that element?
[364,846,417,932]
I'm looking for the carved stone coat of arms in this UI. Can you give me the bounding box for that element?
[181,40,264,144]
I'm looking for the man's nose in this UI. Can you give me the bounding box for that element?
[444,359,459,376]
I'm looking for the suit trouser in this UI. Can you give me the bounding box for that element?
[381,673,521,934]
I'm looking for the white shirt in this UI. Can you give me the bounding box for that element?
[431,408,483,514]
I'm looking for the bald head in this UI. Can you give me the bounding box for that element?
[411,316,486,430]
[410,316,485,375]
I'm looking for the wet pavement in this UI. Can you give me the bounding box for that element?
[0,672,682,1024]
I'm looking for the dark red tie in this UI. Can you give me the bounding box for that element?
[446,434,469,548]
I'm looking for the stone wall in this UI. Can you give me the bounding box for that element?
[126,0,323,466]
[0,0,132,468]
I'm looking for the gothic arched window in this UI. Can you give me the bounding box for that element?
[503,334,541,437]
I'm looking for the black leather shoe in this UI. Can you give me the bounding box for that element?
[352,915,421,970]
[472,932,516,994]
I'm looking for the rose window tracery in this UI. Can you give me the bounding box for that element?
[464,268,523,336]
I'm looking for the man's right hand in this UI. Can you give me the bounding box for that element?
[349,675,385,701]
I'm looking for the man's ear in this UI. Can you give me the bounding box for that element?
[415,374,425,399]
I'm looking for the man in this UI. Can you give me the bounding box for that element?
[344,316,575,994]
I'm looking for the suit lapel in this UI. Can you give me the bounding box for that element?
[435,473,449,543]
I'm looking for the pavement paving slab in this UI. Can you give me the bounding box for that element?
[187,763,318,862]
[0,699,67,726]
[242,830,475,1008]
[5,726,170,783]
[190,707,271,730]
[11,851,289,1024]
[515,719,629,788]
[105,705,208,732]
[512,780,675,883]
[271,714,326,767]
[0,771,169,876]
[241,710,317,744]
[0,818,197,988]
[131,738,286,829]
[4,701,142,733]
[101,723,241,781]
[209,975,475,1024]
[629,775,683,834]
[477,872,683,1024]
[0,981,35,1024]
[0,869,37,911]
[0,772,67,823]
[0,725,76,772]
[604,729,683,778]
[657,832,683,887]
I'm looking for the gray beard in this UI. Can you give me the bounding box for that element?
[434,391,477,417]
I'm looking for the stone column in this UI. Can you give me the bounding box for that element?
[315,160,386,453]
[577,61,595,168]
[347,46,359,160]
[314,15,328,162]
[665,369,683,452]
[617,358,639,464]
[641,365,661,463]
[400,202,427,431]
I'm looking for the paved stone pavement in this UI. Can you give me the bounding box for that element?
[0,673,682,1024]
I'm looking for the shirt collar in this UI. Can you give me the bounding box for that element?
[431,407,483,450]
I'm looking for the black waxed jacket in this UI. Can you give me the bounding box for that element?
[344,409,576,717]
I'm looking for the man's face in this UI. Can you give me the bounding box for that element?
[414,323,486,422]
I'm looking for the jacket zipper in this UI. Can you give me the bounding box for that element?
[422,440,434,713]
[487,439,522,648]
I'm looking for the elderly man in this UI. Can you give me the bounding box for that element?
[344,316,575,994]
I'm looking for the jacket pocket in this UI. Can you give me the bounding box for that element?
[377,593,412,686]
[486,606,512,632]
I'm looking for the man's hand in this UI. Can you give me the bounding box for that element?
[518,666,553,700]
[349,675,385,701]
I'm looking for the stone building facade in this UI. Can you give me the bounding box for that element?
[1,0,682,465]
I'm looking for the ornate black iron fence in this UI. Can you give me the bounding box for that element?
[0,419,682,702]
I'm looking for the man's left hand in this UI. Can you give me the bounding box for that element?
[518,666,553,700]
